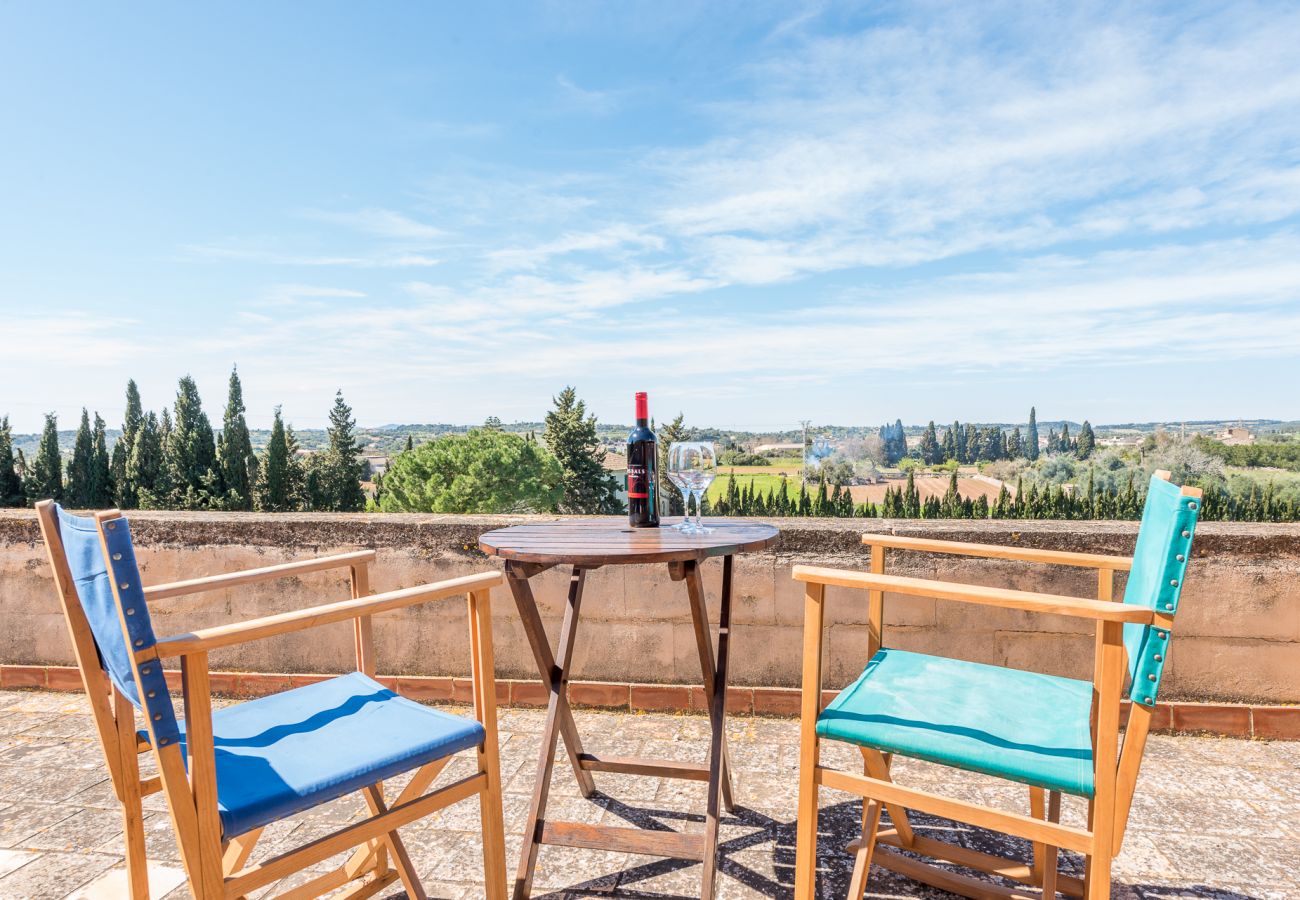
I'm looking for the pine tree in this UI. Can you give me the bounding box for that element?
[111,380,143,507]
[1076,421,1095,459]
[166,376,218,508]
[0,417,24,507]
[918,421,941,465]
[657,413,688,516]
[65,409,94,507]
[216,367,257,510]
[1026,407,1040,461]
[543,387,622,514]
[89,413,113,506]
[256,407,293,511]
[128,412,166,509]
[483,416,503,431]
[29,413,63,502]
[314,391,366,512]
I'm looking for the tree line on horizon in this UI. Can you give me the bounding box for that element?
[879,407,1097,466]
[0,370,366,512]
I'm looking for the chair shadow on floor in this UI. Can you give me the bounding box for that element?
[527,796,1267,900]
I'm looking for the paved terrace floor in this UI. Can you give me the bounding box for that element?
[0,689,1296,899]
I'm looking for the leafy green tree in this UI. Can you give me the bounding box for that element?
[311,391,366,511]
[128,412,167,509]
[543,387,623,514]
[166,376,218,508]
[1076,421,1095,459]
[65,409,95,507]
[1026,407,1040,461]
[0,417,24,507]
[29,413,63,502]
[111,380,144,507]
[255,408,295,512]
[379,429,562,513]
[89,413,113,506]
[216,367,257,510]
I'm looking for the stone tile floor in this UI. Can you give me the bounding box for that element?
[0,689,1297,899]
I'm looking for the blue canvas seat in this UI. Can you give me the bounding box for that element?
[142,671,486,837]
[817,648,1095,797]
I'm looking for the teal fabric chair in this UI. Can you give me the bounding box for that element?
[792,473,1201,900]
[37,502,509,900]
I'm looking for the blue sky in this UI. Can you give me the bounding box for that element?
[2,1,1299,433]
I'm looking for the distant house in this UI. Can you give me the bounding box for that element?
[753,442,805,455]
[1217,426,1255,446]
[363,455,390,477]
[604,452,629,505]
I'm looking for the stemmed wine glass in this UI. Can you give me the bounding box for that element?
[669,442,717,534]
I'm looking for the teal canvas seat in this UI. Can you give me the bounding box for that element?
[818,648,1095,797]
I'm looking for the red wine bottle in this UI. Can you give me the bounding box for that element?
[627,392,660,528]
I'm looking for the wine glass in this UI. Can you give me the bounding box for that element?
[670,442,716,534]
[665,459,695,532]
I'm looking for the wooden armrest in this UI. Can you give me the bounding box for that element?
[861,533,1132,571]
[147,570,502,659]
[792,565,1153,624]
[143,550,378,601]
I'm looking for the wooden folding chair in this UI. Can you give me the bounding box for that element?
[792,472,1201,900]
[36,501,508,899]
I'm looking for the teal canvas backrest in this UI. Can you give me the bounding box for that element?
[53,505,181,747]
[1122,476,1200,707]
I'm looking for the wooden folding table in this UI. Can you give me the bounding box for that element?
[479,518,779,900]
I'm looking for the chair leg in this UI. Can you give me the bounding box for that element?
[847,795,883,900]
[860,748,915,847]
[793,730,820,900]
[361,784,426,900]
[117,730,150,900]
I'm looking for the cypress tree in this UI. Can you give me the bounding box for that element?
[941,425,956,462]
[216,367,257,510]
[128,412,165,509]
[89,413,113,506]
[404,434,414,453]
[66,409,94,507]
[1008,426,1023,459]
[0,417,24,507]
[903,469,921,517]
[111,380,143,507]
[543,386,622,514]
[1076,421,1095,459]
[316,391,366,512]
[918,421,941,465]
[1059,423,1073,454]
[166,376,218,508]
[1026,407,1040,461]
[29,413,63,502]
[256,407,292,511]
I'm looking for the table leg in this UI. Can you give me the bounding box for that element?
[512,565,587,900]
[505,563,596,798]
[698,554,734,900]
[683,559,736,814]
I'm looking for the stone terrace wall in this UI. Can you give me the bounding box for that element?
[1,511,1296,703]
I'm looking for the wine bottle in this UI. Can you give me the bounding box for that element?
[627,391,660,528]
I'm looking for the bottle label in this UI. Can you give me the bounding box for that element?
[628,464,649,499]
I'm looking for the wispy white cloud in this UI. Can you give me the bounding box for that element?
[556,74,621,115]
[302,207,446,241]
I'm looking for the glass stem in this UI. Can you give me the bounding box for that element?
[693,489,703,529]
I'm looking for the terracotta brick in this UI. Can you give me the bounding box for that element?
[752,687,801,717]
[630,684,690,712]
[45,666,84,691]
[1148,703,1173,731]
[510,680,550,707]
[235,673,293,697]
[288,674,332,689]
[1251,706,1300,741]
[1,665,46,688]
[396,676,455,702]
[690,685,752,715]
[568,681,629,709]
[452,677,508,705]
[164,670,183,692]
[1169,703,1251,737]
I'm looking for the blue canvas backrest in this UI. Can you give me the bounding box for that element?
[1122,476,1200,707]
[54,505,181,747]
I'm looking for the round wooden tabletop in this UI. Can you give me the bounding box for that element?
[479,518,780,566]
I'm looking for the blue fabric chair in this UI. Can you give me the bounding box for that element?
[791,473,1202,900]
[37,502,508,900]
